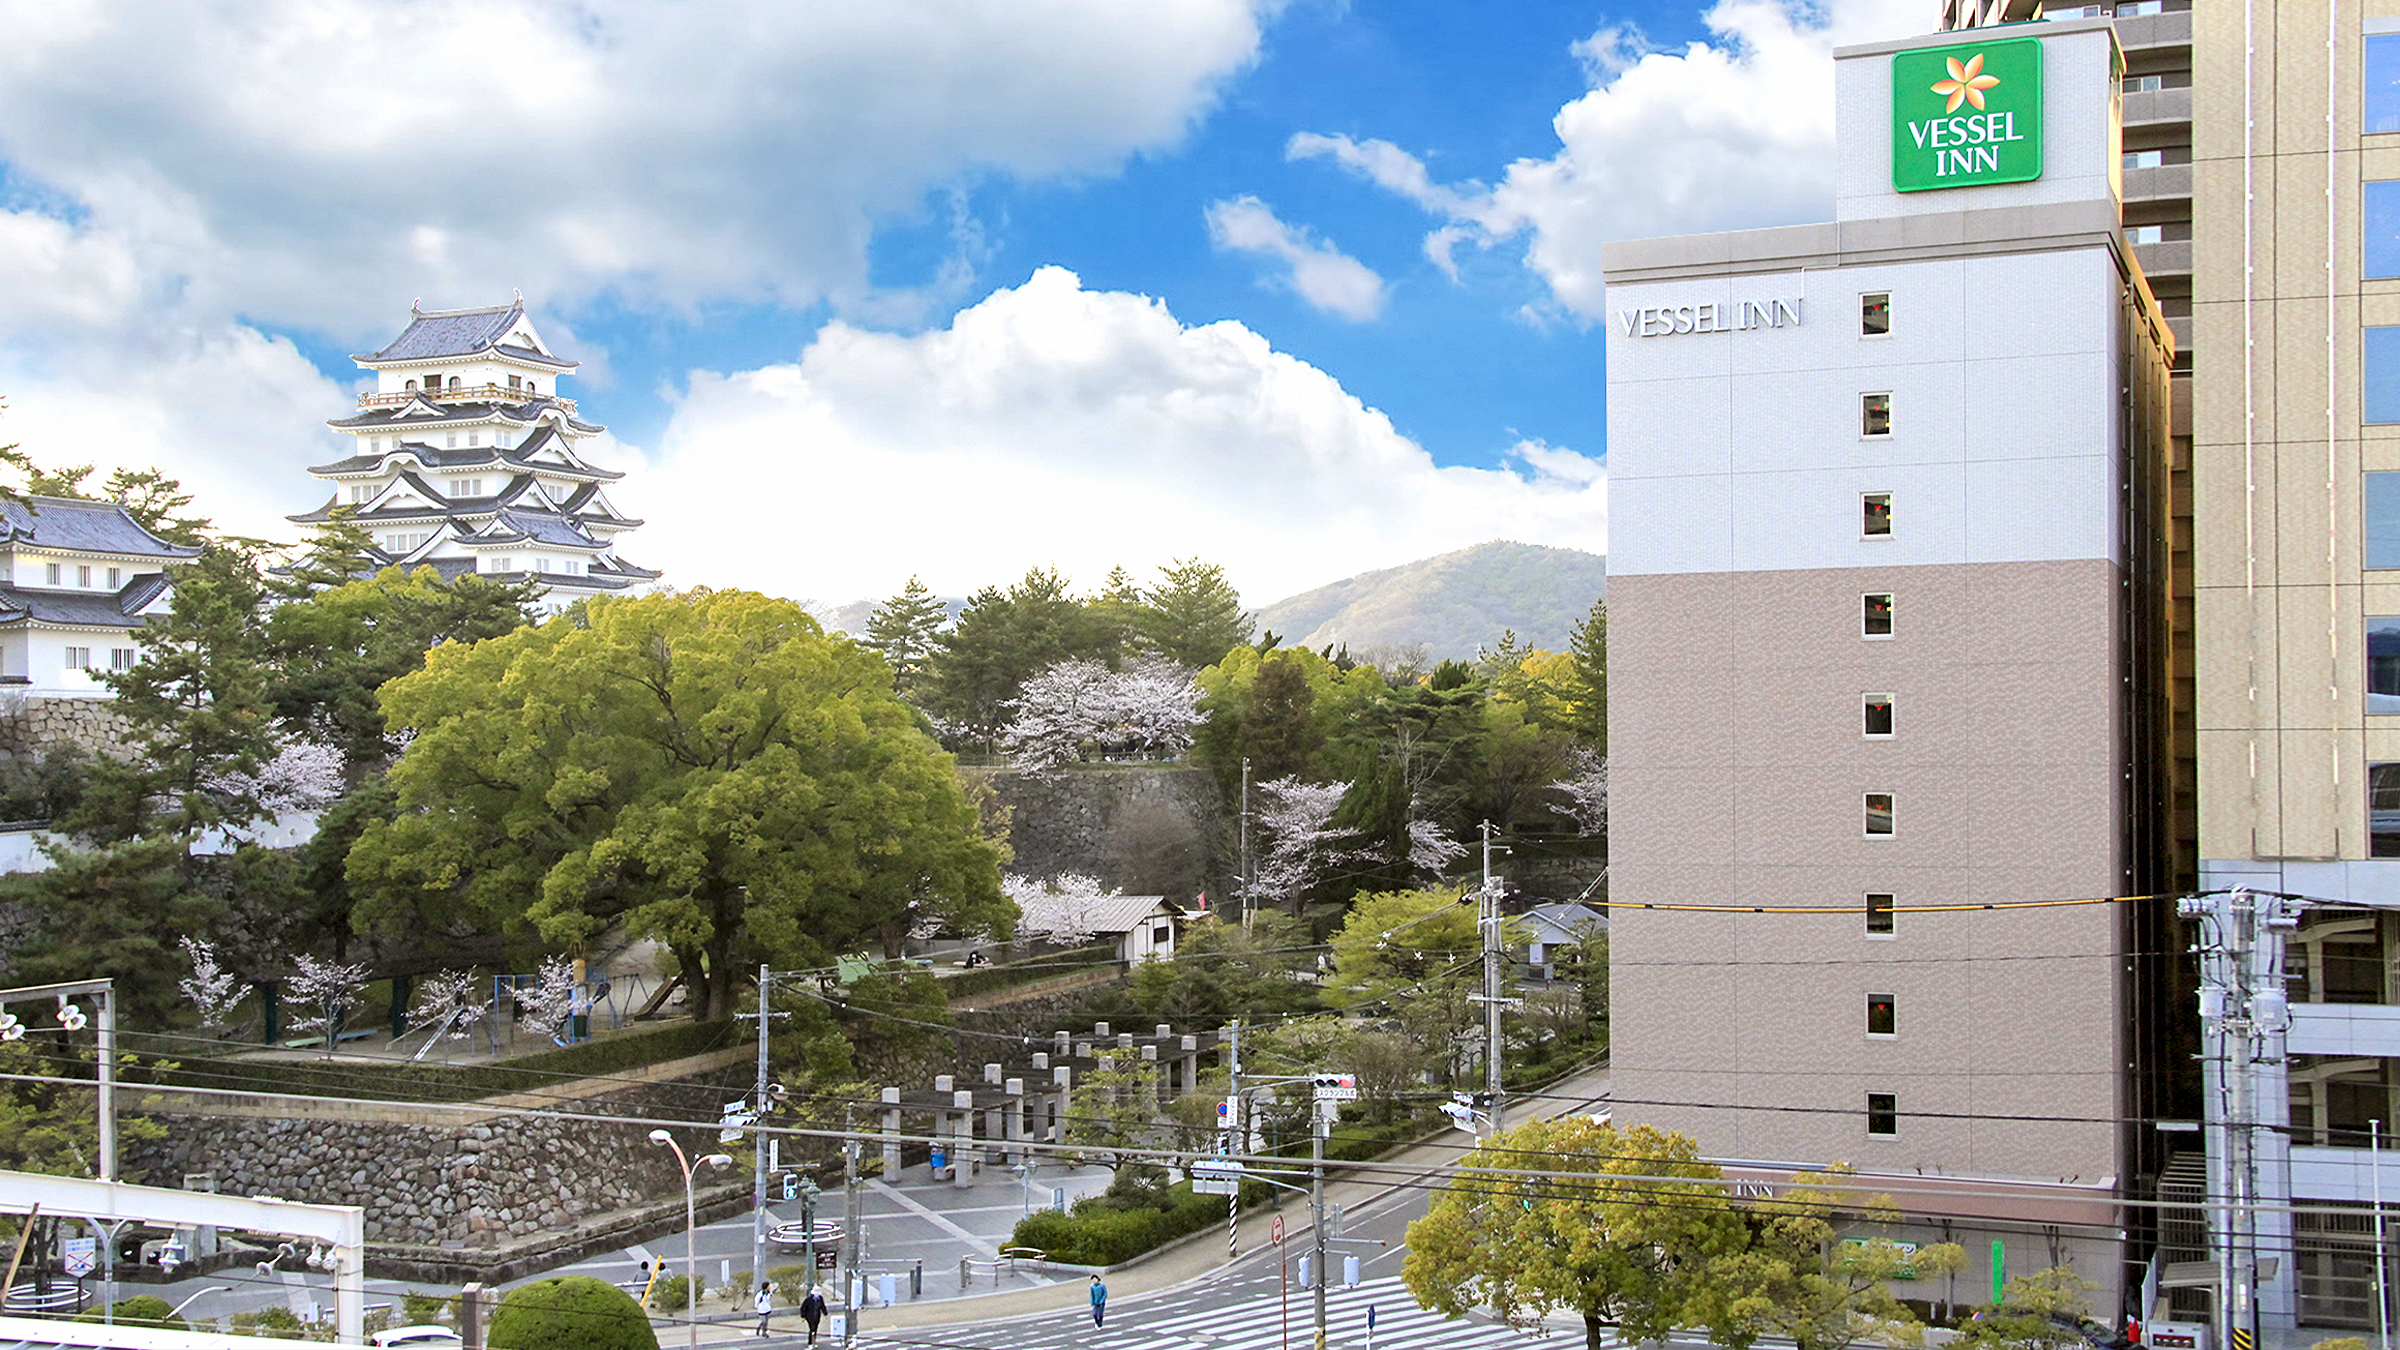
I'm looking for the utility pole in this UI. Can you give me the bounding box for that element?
[740,963,788,1300]
[1226,1019,1241,1261]
[842,1106,861,1345]
[1479,823,1505,1135]
[1310,1101,1329,1350]
[2180,887,2296,1350]
[1239,757,1252,929]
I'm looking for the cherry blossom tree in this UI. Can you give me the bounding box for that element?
[1242,775,1352,911]
[200,734,345,815]
[1002,872,1121,946]
[284,954,369,1050]
[405,969,490,1046]
[1000,658,1202,772]
[1551,748,1607,835]
[178,937,244,1035]
[510,955,580,1045]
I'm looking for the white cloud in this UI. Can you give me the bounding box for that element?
[0,0,1273,338]
[0,0,1275,547]
[627,267,1604,606]
[1291,0,1924,316]
[1203,196,1386,321]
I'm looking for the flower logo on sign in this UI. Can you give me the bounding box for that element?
[1931,53,2001,113]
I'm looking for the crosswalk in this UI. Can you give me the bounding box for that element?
[1091,1277,1579,1350]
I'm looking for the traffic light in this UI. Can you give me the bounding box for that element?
[782,1173,799,1201]
[1309,1074,1354,1091]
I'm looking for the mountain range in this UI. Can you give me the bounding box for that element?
[1251,540,1606,662]
[819,539,1606,664]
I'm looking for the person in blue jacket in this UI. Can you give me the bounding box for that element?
[1089,1275,1107,1328]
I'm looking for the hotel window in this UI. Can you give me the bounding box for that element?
[2124,74,2164,93]
[2373,763,2400,857]
[1863,592,1893,638]
[1866,1092,1898,1137]
[1863,694,1894,738]
[2369,329,2400,424]
[2371,474,2400,568]
[1861,393,1891,438]
[1862,492,1892,537]
[2123,149,2164,170]
[1860,292,1890,337]
[2370,616,2400,713]
[75,566,90,588]
[43,564,58,585]
[105,568,119,588]
[2369,181,2400,279]
[2371,35,2400,135]
[109,648,136,672]
[1866,892,1895,936]
[1865,792,1895,836]
[2127,224,2165,245]
[1867,994,1896,1037]
[63,647,91,671]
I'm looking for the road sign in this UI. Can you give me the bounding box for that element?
[817,1252,837,1270]
[1192,1160,1244,1196]
[1311,1074,1358,1102]
[61,1237,95,1278]
[1271,1216,1284,1247]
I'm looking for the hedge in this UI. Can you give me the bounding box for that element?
[147,1018,738,1105]
[490,1275,659,1350]
[941,945,1119,1001]
[1005,1110,1446,1265]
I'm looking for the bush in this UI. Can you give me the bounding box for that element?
[1006,1177,1233,1265]
[489,1274,659,1350]
[77,1295,185,1330]
[401,1290,452,1324]
[648,1274,694,1311]
[235,1306,304,1333]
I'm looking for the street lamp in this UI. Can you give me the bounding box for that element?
[650,1128,734,1350]
[166,1285,233,1322]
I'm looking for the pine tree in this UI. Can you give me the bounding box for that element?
[1564,596,1607,751]
[1136,558,1253,669]
[864,575,948,695]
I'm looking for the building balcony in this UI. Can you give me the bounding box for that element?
[2124,163,2193,205]
[2292,1145,2400,1203]
[2289,1002,2400,1057]
[2122,86,2193,130]
[356,383,577,415]
[2134,238,2193,280]
[2113,9,2192,54]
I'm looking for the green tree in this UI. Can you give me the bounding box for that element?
[1952,1267,2106,1350]
[923,567,1106,734]
[1192,645,1380,787]
[1136,558,1253,668]
[1404,1118,1749,1350]
[348,590,1011,1020]
[264,564,536,771]
[1122,911,1323,1025]
[1563,597,1608,750]
[488,1274,659,1350]
[60,543,279,847]
[1327,887,1490,1079]
[1085,565,1148,662]
[863,575,949,697]
[1720,1168,1967,1350]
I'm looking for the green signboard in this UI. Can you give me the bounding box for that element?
[1892,37,2043,192]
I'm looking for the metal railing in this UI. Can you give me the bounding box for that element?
[356,383,577,415]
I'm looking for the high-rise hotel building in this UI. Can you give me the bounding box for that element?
[1605,16,2180,1306]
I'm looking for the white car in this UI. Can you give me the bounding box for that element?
[369,1328,464,1348]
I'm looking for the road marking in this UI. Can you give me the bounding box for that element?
[868,1179,1004,1248]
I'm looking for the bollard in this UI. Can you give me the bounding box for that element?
[960,1256,971,1290]
[911,1260,923,1298]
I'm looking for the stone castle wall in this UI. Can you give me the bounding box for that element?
[126,1048,754,1267]
[0,695,134,762]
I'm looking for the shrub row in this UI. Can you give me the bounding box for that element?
[144,1018,738,1105]
[940,945,1120,1001]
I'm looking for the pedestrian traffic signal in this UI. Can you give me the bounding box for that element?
[783,1173,799,1200]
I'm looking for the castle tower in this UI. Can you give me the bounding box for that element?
[290,296,658,599]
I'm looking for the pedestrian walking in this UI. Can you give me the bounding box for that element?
[799,1286,828,1345]
[1089,1274,1107,1328]
[755,1281,775,1337]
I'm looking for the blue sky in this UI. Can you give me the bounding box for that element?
[0,0,1922,606]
